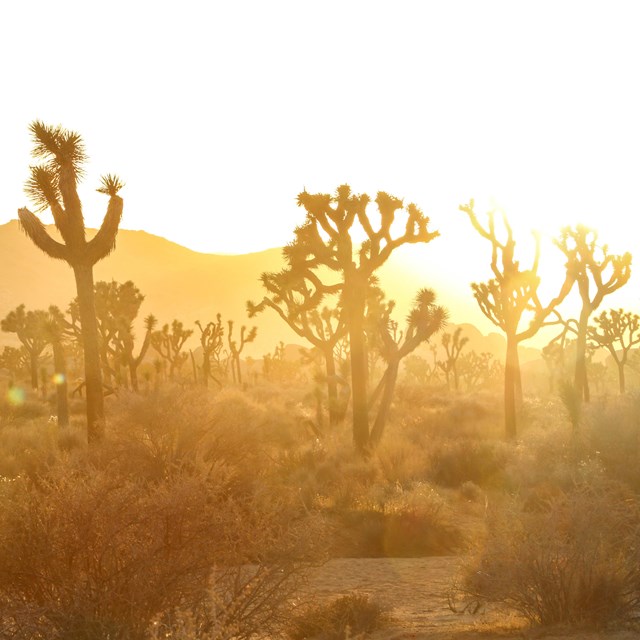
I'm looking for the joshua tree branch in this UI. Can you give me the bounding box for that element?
[18,208,69,261]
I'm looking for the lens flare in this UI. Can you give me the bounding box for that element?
[52,373,66,386]
[7,387,25,406]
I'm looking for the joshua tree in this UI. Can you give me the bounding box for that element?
[151,320,193,379]
[588,309,640,395]
[0,346,29,387]
[1,305,49,391]
[68,280,144,388]
[227,321,257,385]
[368,288,447,446]
[458,350,502,391]
[437,327,469,391]
[117,313,157,392]
[248,268,347,426]
[286,185,438,453]
[555,226,631,401]
[541,338,568,394]
[18,122,123,443]
[195,314,226,388]
[461,200,574,439]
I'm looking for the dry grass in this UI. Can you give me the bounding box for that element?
[2,379,640,637]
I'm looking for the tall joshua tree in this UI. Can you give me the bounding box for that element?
[461,200,574,439]
[290,185,438,453]
[555,225,631,402]
[18,121,123,443]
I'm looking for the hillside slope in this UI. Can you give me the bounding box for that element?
[0,220,539,362]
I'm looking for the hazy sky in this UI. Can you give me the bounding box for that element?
[1,1,639,264]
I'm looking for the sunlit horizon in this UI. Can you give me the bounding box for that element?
[2,2,639,261]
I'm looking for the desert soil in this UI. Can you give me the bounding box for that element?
[299,556,639,640]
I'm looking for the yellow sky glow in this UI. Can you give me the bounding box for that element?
[1,1,638,331]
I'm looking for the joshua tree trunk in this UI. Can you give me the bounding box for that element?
[29,353,38,391]
[129,361,139,393]
[617,362,626,395]
[51,340,69,428]
[73,265,105,443]
[324,347,340,427]
[574,308,591,402]
[370,359,399,447]
[345,273,369,452]
[202,352,211,388]
[190,350,198,384]
[504,333,519,440]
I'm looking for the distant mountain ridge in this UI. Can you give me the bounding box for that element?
[0,220,540,362]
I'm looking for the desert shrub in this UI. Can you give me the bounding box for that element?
[583,395,640,489]
[0,457,324,640]
[463,479,640,627]
[505,423,607,495]
[375,437,432,486]
[287,593,390,640]
[56,424,86,454]
[0,420,60,479]
[400,391,503,441]
[151,561,321,640]
[331,483,463,557]
[103,387,274,492]
[0,394,48,423]
[429,438,510,488]
[459,480,485,503]
[277,433,382,513]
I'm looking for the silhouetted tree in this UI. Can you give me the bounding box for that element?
[437,327,469,391]
[541,338,568,394]
[369,288,447,446]
[555,225,631,402]
[195,314,226,388]
[68,281,149,391]
[458,350,502,391]
[119,313,157,392]
[588,309,640,395]
[461,200,573,439]
[0,346,29,387]
[151,320,193,379]
[1,305,49,391]
[18,122,123,443]
[262,342,299,383]
[227,321,257,385]
[287,185,438,453]
[248,269,347,426]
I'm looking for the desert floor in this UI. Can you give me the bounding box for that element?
[301,556,639,639]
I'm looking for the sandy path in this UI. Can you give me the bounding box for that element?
[300,557,639,639]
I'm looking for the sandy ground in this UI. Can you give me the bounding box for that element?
[299,556,639,640]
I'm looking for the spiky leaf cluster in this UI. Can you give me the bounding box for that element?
[19,121,124,267]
